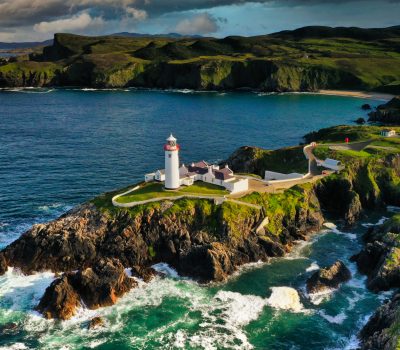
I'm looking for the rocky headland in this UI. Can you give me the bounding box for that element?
[1,26,400,93]
[0,124,399,348]
[368,96,400,124]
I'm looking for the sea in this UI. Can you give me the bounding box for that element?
[0,87,396,350]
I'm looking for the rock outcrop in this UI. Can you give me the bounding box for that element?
[359,293,400,350]
[368,96,400,124]
[352,214,400,291]
[88,317,105,329]
[36,258,136,319]
[306,260,351,294]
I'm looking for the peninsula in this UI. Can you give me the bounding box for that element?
[0,124,399,348]
[1,25,400,93]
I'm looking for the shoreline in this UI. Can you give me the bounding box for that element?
[0,86,396,101]
[316,89,394,101]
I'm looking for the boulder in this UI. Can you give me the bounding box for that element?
[36,258,137,320]
[130,265,157,283]
[306,260,351,294]
[36,274,81,320]
[88,317,105,329]
[361,104,372,110]
[355,117,366,124]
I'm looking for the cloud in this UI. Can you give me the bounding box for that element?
[126,7,148,20]
[33,12,104,33]
[175,12,219,35]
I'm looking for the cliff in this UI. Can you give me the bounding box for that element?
[1,26,400,92]
[0,125,399,321]
[368,96,400,124]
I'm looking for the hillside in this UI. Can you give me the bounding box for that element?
[1,26,400,92]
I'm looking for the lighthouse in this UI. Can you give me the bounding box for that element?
[164,134,180,190]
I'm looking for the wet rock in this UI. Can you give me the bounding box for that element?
[0,253,7,275]
[88,317,105,329]
[37,258,137,320]
[352,215,400,291]
[0,322,19,335]
[355,117,366,124]
[306,260,351,294]
[130,265,157,283]
[361,103,371,110]
[36,274,81,320]
[368,96,400,124]
[359,293,400,350]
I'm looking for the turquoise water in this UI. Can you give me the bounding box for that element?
[0,88,391,349]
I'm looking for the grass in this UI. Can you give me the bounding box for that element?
[115,181,228,204]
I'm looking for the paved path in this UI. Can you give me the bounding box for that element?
[112,187,262,210]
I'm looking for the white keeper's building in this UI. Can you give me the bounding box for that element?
[144,134,248,194]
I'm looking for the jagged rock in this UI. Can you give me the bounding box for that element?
[352,215,400,291]
[306,260,351,294]
[0,253,7,275]
[88,317,105,329]
[368,96,400,124]
[359,293,400,350]
[36,274,81,320]
[36,258,136,320]
[130,265,157,283]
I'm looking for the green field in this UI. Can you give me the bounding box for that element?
[2,26,400,91]
[115,181,229,204]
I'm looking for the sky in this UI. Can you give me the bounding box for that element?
[0,0,399,42]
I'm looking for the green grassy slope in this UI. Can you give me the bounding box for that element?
[1,26,400,91]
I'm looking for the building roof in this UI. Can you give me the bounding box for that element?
[156,169,165,175]
[192,160,209,168]
[214,168,234,180]
[166,134,177,142]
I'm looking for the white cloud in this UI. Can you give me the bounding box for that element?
[126,7,148,20]
[33,12,104,33]
[175,12,219,35]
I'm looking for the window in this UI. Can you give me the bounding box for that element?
[168,154,171,158]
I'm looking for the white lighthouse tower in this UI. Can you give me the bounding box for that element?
[164,134,180,190]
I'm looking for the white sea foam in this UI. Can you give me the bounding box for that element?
[362,216,388,227]
[0,343,29,350]
[308,288,334,305]
[306,261,320,272]
[387,205,400,213]
[319,310,347,324]
[323,222,357,239]
[267,287,305,313]
[152,262,179,278]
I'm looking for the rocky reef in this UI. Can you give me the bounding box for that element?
[354,214,400,348]
[306,260,351,294]
[368,96,400,124]
[352,214,400,292]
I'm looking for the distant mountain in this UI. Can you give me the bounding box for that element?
[271,25,400,40]
[0,39,53,50]
[110,32,202,39]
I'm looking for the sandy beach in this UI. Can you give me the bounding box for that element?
[317,89,395,101]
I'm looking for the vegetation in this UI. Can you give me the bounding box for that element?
[114,181,228,204]
[2,26,400,91]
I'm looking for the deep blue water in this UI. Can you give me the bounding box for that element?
[0,88,389,350]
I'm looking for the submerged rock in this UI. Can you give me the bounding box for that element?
[361,104,372,110]
[359,293,400,350]
[88,317,105,329]
[306,260,351,294]
[37,258,136,320]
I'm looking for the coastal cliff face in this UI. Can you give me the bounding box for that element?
[368,96,400,124]
[1,28,400,92]
[0,189,323,319]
